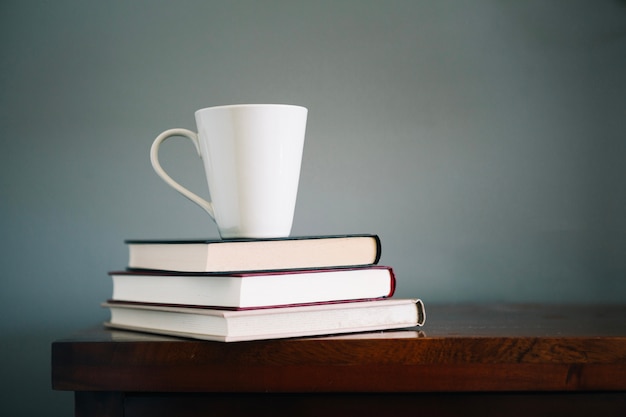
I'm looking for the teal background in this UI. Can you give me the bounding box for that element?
[1,1,625,415]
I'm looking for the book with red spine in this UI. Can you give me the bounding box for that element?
[109,265,396,310]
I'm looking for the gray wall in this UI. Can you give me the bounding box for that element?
[1,0,625,415]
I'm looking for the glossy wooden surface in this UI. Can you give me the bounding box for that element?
[52,304,626,416]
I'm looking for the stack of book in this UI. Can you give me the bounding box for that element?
[103,234,425,342]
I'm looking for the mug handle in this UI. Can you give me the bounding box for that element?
[150,128,215,220]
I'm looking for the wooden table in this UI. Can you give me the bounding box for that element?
[51,304,626,416]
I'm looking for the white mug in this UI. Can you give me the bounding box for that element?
[151,104,307,239]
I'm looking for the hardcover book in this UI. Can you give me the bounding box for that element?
[125,234,381,272]
[109,266,396,309]
[103,298,425,342]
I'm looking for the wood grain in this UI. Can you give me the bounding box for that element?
[52,304,626,393]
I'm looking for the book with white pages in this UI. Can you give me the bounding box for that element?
[109,266,396,309]
[103,298,426,342]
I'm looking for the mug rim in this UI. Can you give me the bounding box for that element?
[195,103,307,115]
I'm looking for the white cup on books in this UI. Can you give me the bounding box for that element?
[151,104,307,239]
